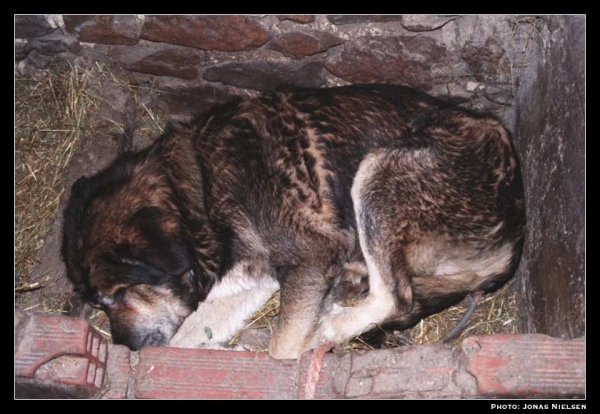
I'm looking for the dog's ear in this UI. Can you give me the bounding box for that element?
[126,207,193,277]
[71,175,92,194]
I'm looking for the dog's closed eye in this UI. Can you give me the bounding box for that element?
[89,292,115,310]
[88,287,128,310]
[119,258,146,267]
[113,287,127,303]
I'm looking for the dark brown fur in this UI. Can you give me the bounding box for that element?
[62,84,525,357]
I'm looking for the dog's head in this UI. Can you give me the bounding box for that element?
[62,151,213,350]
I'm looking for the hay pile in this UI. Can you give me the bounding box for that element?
[15,63,518,349]
[15,65,92,296]
[408,280,518,346]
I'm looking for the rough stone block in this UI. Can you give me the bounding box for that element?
[15,39,32,61]
[325,36,447,90]
[203,60,324,91]
[141,16,271,51]
[21,49,76,70]
[269,31,343,59]
[110,42,202,80]
[462,37,511,84]
[401,15,457,32]
[327,15,404,25]
[15,15,60,38]
[31,31,81,56]
[153,79,236,119]
[277,15,315,24]
[63,15,142,45]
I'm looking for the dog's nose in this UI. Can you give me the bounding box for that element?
[139,331,168,349]
[112,329,168,351]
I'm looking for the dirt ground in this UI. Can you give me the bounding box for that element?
[15,62,519,351]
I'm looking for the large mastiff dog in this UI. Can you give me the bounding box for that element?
[62,84,525,359]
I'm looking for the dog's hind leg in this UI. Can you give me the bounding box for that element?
[308,152,409,348]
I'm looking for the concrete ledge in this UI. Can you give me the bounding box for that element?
[14,311,585,399]
[463,334,585,398]
[135,347,297,399]
[15,310,107,398]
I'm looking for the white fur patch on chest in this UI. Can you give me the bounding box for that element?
[207,263,279,300]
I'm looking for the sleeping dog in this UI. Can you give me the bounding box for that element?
[62,84,525,359]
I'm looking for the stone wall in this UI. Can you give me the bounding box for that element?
[16,15,536,125]
[15,15,585,338]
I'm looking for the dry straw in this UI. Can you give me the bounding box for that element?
[16,64,92,291]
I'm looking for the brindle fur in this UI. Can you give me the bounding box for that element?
[62,84,525,358]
